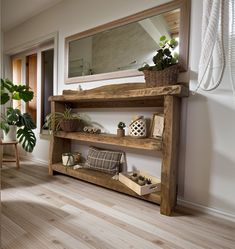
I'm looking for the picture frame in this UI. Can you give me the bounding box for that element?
[150,113,164,139]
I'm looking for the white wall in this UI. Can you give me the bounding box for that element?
[3,0,235,217]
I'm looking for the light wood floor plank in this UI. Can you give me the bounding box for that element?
[1,162,235,249]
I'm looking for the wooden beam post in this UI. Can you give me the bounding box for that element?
[160,95,181,215]
[48,101,71,175]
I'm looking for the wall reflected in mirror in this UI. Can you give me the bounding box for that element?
[68,9,180,78]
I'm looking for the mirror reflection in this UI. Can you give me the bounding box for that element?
[68,9,180,78]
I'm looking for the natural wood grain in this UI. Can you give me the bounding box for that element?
[0,141,20,169]
[70,98,164,108]
[50,84,189,103]
[49,101,71,175]
[1,162,235,249]
[51,163,161,204]
[54,132,162,151]
[160,96,181,215]
[49,83,188,216]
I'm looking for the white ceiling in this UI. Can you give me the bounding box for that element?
[1,0,63,31]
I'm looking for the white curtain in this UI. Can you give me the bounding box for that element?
[197,0,235,93]
[229,0,235,93]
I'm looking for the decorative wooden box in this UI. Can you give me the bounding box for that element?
[119,170,161,196]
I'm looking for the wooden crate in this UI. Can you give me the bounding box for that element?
[119,170,161,196]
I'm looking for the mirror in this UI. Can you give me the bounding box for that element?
[65,0,190,83]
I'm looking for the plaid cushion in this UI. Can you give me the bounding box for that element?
[84,147,122,174]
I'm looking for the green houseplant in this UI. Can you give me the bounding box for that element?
[138,35,179,87]
[0,79,36,152]
[117,121,126,137]
[43,107,81,132]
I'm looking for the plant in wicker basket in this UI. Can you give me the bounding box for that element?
[44,107,81,132]
[138,35,179,87]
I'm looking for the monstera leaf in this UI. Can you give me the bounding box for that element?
[18,113,36,129]
[1,78,37,153]
[17,128,36,153]
[0,92,10,104]
[0,79,34,104]
[6,107,21,125]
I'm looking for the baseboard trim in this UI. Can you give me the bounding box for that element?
[178,198,235,222]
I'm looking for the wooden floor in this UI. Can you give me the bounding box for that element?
[1,161,235,249]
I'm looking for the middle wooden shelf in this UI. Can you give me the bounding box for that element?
[54,131,162,151]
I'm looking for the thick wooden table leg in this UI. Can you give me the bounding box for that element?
[48,101,71,175]
[49,136,71,175]
[0,144,2,168]
[161,95,181,216]
[14,143,20,169]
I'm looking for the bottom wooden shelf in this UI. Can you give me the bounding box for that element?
[51,163,161,205]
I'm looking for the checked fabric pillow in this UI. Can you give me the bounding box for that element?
[84,147,122,175]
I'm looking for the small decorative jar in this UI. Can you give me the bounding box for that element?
[129,116,147,138]
[62,153,76,166]
[117,122,126,137]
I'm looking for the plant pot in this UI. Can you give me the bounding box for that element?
[138,179,146,186]
[3,125,17,141]
[60,119,80,132]
[131,175,138,182]
[143,64,179,87]
[62,153,76,166]
[117,128,125,137]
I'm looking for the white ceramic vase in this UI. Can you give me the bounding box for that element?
[3,125,17,141]
[129,116,147,138]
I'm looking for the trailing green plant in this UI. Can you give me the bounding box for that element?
[138,35,179,71]
[117,121,126,129]
[0,79,36,152]
[43,107,81,132]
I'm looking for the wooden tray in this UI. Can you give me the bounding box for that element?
[119,170,161,196]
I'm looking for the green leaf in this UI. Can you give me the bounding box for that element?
[1,79,14,92]
[6,107,21,125]
[17,128,36,153]
[1,78,34,105]
[0,121,9,134]
[173,52,179,60]
[19,90,34,102]
[19,113,36,129]
[0,92,10,104]
[164,48,171,57]
[160,35,166,41]
[12,92,21,100]
[170,39,178,47]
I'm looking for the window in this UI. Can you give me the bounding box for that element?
[26,54,37,124]
[11,40,55,133]
[12,58,22,110]
[41,49,54,128]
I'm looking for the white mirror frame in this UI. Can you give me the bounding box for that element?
[65,0,190,84]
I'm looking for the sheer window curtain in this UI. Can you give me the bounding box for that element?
[196,0,235,93]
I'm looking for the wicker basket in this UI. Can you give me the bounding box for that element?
[59,119,80,132]
[143,64,179,87]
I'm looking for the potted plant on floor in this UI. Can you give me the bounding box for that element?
[0,79,36,152]
[43,107,81,132]
[138,35,179,87]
